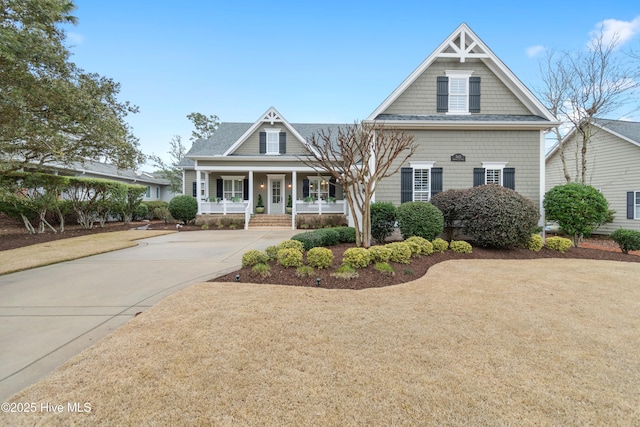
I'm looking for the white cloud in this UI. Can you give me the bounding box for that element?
[526,45,545,58]
[66,32,84,45]
[589,16,640,47]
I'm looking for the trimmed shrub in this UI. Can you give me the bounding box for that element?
[374,262,395,276]
[334,226,357,243]
[168,195,198,224]
[277,239,304,253]
[264,245,279,261]
[432,238,449,253]
[545,236,572,253]
[430,189,469,241]
[315,228,340,246]
[153,207,173,223]
[307,247,334,269]
[368,245,392,263]
[342,247,371,269]
[370,201,397,244]
[133,203,149,220]
[331,264,359,280]
[385,242,412,264]
[526,234,544,252]
[277,248,304,268]
[405,236,434,256]
[144,201,168,215]
[610,229,640,254]
[460,185,539,249]
[251,263,271,278]
[296,265,315,277]
[450,240,472,254]
[396,201,444,240]
[292,231,324,251]
[242,249,268,268]
[544,183,609,246]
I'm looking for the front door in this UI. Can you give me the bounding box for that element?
[268,176,284,214]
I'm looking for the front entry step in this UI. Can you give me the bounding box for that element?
[248,214,292,228]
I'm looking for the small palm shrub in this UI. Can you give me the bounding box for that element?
[370,201,397,243]
[396,201,444,240]
[431,238,449,253]
[342,247,371,269]
[277,239,304,253]
[526,234,544,252]
[405,236,433,256]
[242,249,268,267]
[331,264,359,280]
[277,248,304,268]
[450,240,472,254]
[251,263,271,278]
[368,245,392,263]
[545,236,572,253]
[385,242,412,264]
[307,247,334,269]
[296,265,315,277]
[374,262,395,276]
[610,229,640,254]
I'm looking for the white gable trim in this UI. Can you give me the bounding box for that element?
[366,23,557,123]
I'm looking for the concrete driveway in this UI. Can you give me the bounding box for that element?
[0,229,295,401]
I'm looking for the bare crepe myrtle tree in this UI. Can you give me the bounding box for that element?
[302,122,416,247]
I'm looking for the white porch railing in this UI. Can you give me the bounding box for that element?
[200,200,249,214]
[295,200,346,214]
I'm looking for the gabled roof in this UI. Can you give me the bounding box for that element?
[42,159,170,185]
[367,23,557,124]
[545,118,640,160]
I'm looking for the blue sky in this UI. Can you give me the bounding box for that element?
[64,0,640,165]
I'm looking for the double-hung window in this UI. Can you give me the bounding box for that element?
[413,168,430,201]
[222,176,244,201]
[628,191,640,219]
[307,176,330,201]
[400,161,439,203]
[266,130,279,154]
[437,70,480,114]
[474,162,515,190]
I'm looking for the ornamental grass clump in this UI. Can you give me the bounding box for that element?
[251,263,271,278]
[307,247,334,269]
[295,265,315,278]
[405,236,434,256]
[374,262,395,276]
[610,229,640,254]
[242,249,268,268]
[342,247,371,269]
[526,234,544,252]
[385,242,412,264]
[431,238,449,253]
[331,264,359,280]
[545,236,572,253]
[450,240,472,254]
[277,248,304,268]
[368,245,392,263]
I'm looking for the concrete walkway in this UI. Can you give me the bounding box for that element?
[0,229,296,401]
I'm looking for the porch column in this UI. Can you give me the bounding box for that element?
[249,170,254,214]
[196,169,201,214]
[291,170,297,230]
[204,172,210,203]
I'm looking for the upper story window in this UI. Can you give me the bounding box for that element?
[437,70,480,114]
[266,130,279,154]
[260,129,286,155]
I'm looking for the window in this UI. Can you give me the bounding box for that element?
[437,71,480,114]
[448,77,468,113]
[156,187,160,199]
[308,176,330,201]
[474,162,514,190]
[637,192,640,219]
[401,162,442,203]
[145,186,151,198]
[223,179,244,201]
[266,130,279,154]
[629,191,640,219]
[414,168,430,201]
[485,169,501,185]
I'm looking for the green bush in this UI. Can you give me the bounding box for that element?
[334,226,357,243]
[396,201,444,240]
[545,236,572,253]
[460,185,539,249]
[133,203,149,220]
[368,245,392,263]
[544,183,609,246]
[277,239,305,253]
[405,236,433,256]
[450,240,472,254]
[526,234,544,252]
[292,231,324,251]
[342,247,371,269]
[374,262,395,276]
[168,195,198,224]
[430,189,469,241]
[370,201,397,244]
[277,248,304,268]
[153,207,173,223]
[242,249,268,268]
[251,263,271,278]
[315,228,340,246]
[610,229,640,254]
[295,265,315,278]
[264,245,279,261]
[331,264,359,280]
[144,201,168,214]
[307,247,334,269]
[385,242,412,264]
[431,238,449,253]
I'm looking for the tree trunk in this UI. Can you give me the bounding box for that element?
[20,214,36,234]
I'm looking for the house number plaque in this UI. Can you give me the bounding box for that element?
[451,153,466,162]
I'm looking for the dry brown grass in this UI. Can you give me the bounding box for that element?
[0,230,174,275]
[2,259,639,426]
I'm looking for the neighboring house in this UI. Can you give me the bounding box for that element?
[182,23,557,229]
[39,160,178,203]
[545,119,640,234]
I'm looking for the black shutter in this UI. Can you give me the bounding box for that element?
[469,76,481,113]
[279,132,286,154]
[259,132,266,154]
[302,179,310,198]
[473,168,485,187]
[401,167,413,203]
[430,167,443,198]
[192,181,197,197]
[216,179,223,199]
[437,76,449,112]
[243,179,249,200]
[329,178,336,198]
[503,168,515,190]
[628,192,636,219]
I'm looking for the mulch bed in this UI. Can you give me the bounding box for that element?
[215,241,640,290]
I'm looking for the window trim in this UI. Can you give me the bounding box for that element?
[306,175,331,201]
[482,162,508,186]
[410,161,435,201]
[220,175,246,201]
[635,191,640,220]
[444,70,473,115]
[264,128,281,155]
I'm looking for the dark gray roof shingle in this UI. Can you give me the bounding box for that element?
[594,118,640,144]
